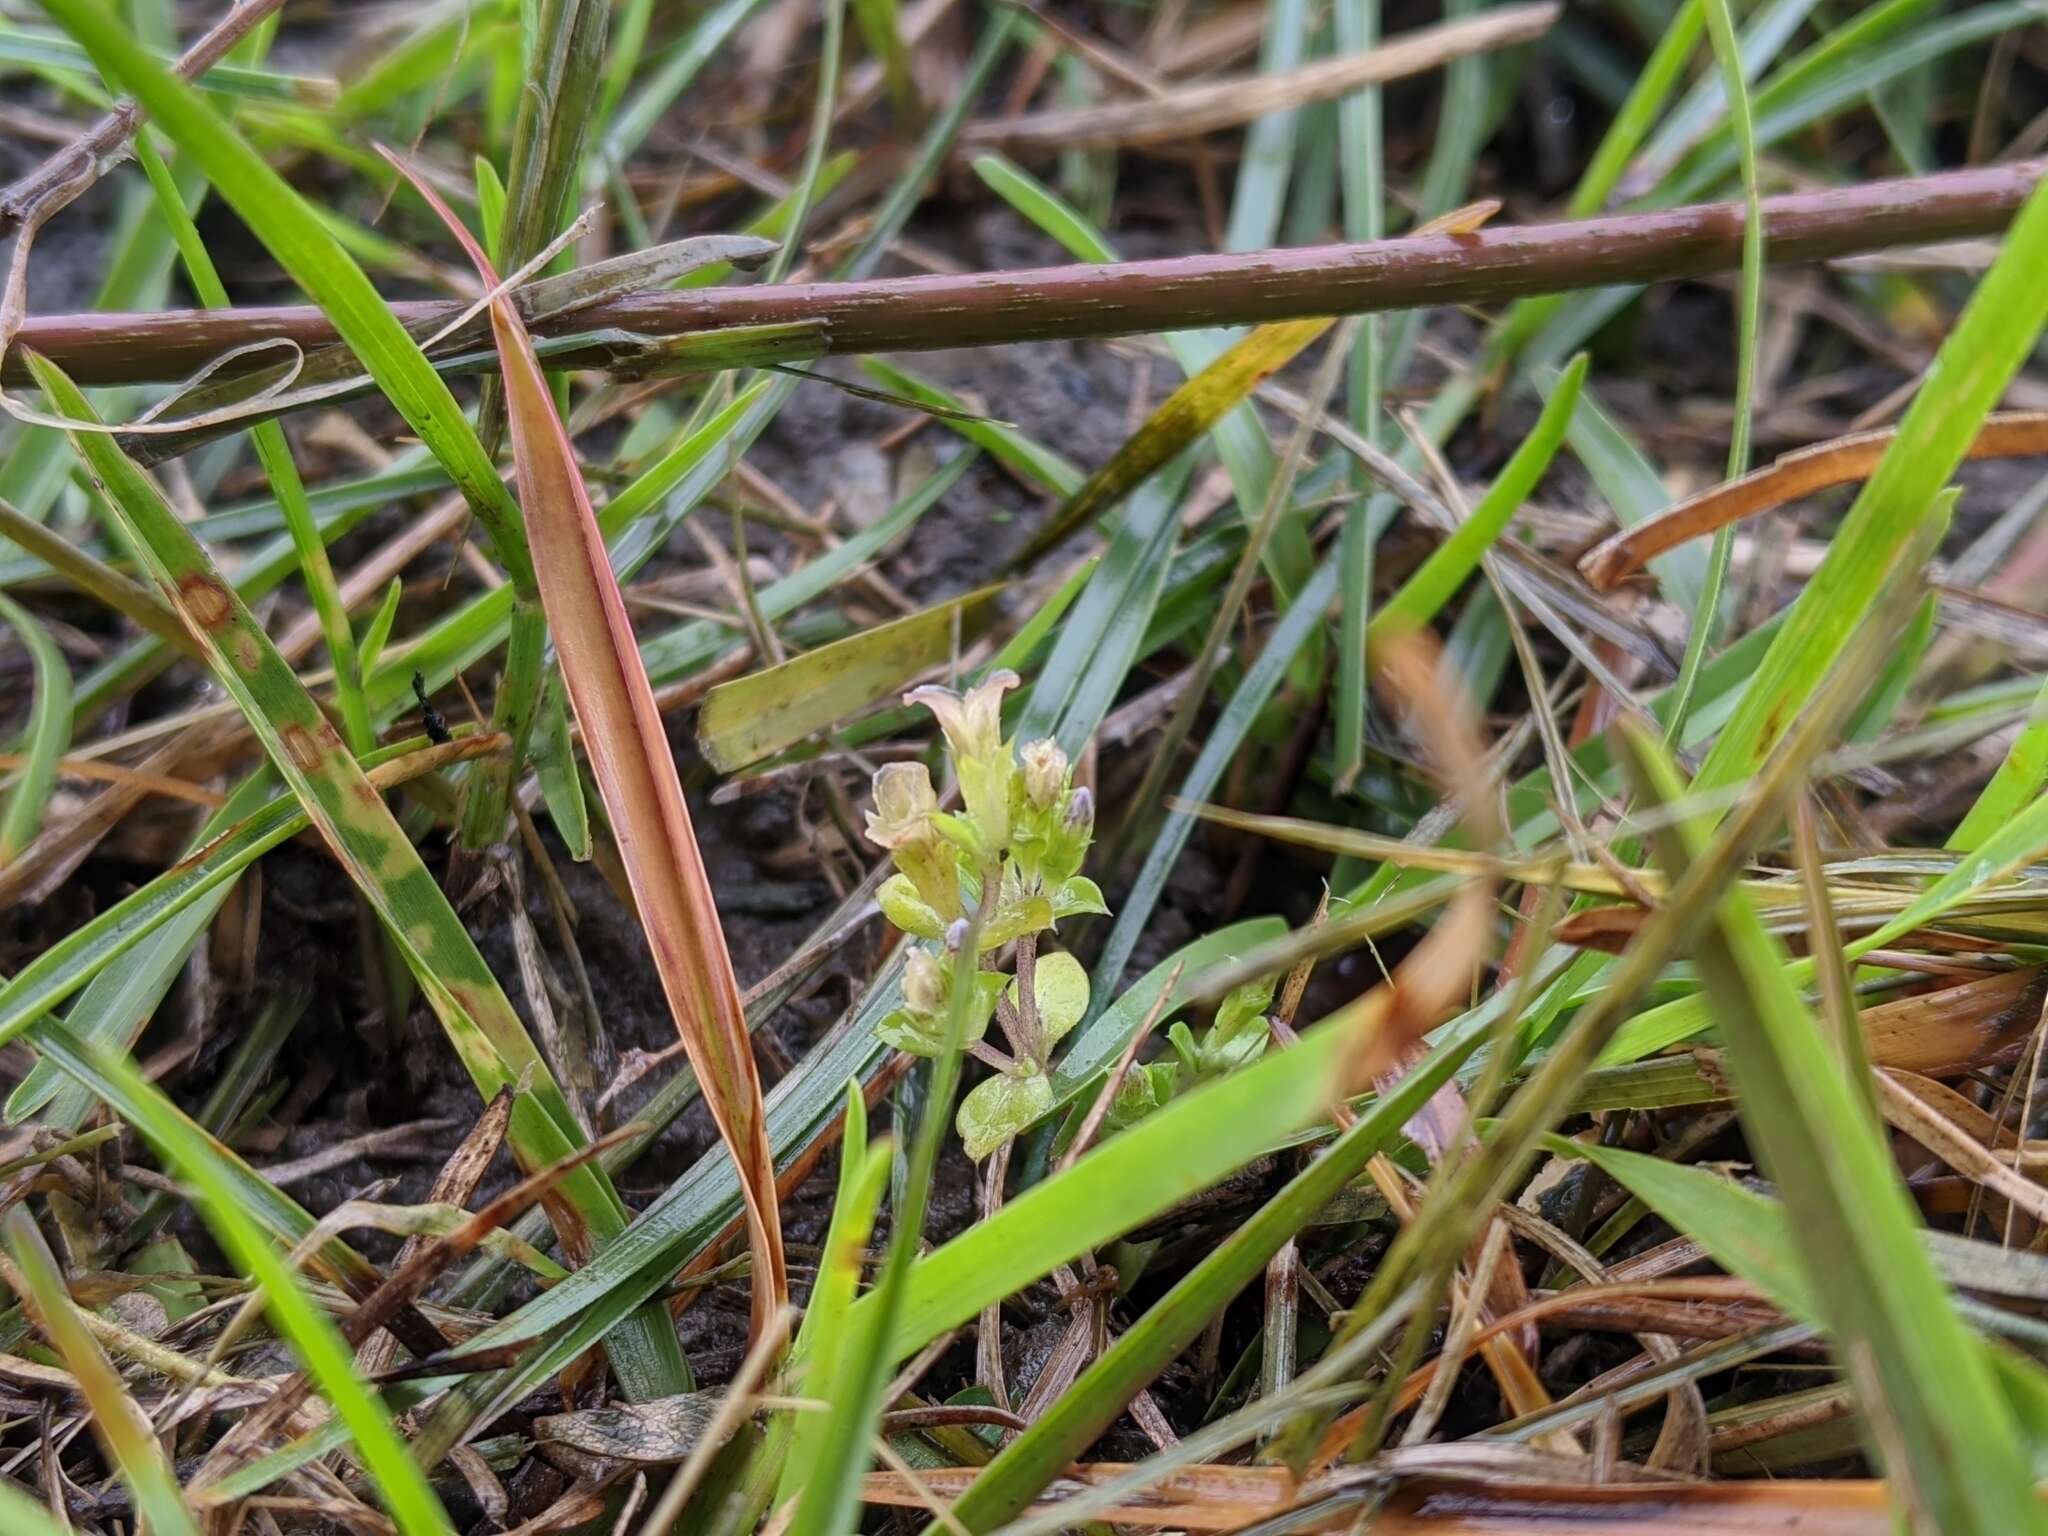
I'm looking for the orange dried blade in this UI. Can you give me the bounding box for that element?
[377,148,787,1337]
[1411,198,1503,238]
[1578,410,2048,591]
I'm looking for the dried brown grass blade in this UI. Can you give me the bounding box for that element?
[1860,967,2045,1075]
[380,150,786,1341]
[963,3,1559,153]
[1579,411,2048,591]
[864,1463,1907,1532]
[1347,628,1499,1089]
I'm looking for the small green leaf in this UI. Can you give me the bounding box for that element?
[878,873,947,940]
[1051,875,1110,920]
[958,1069,1054,1161]
[875,1008,943,1058]
[982,875,1054,950]
[1028,950,1089,1048]
[1215,974,1278,1039]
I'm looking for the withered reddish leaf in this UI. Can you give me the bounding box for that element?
[382,151,785,1340]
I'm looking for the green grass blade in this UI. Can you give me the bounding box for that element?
[1332,0,1383,794]
[0,590,70,864]
[3,1209,202,1536]
[88,1044,456,1535]
[9,769,272,1127]
[1557,374,1705,611]
[42,0,545,837]
[778,1089,892,1529]
[1661,0,1765,742]
[1693,171,2048,797]
[1367,355,1586,648]
[0,1470,73,1536]
[850,0,917,125]
[971,153,1115,262]
[1094,550,1337,1044]
[1024,319,1331,559]
[1622,722,2036,1532]
[968,152,1308,598]
[40,0,525,579]
[1568,0,1704,214]
[944,1015,1489,1531]
[1015,458,1194,757]
[0,737,479,1044]
[1949,675,2048,854]
[25,353,686,1397]
[130,129,371,753]
[697,585,1004,772]
[858,358,1083,497]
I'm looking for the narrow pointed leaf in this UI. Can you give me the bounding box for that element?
[385,155,788,1340]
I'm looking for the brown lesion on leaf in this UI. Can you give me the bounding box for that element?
[177,573,234,630]
[279,722,324,773]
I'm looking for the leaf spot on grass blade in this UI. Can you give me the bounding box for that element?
[280,723,324,773]
[178,575,234,630]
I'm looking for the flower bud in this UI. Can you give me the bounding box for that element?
[905,671,1019,764]
[945,917,971,953]
[1065,785,1095,834]
[1020,738,1068,810]
[903,947,946,1015]
[864,762,939,850]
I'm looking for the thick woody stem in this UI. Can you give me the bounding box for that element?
[6,161,2040,387]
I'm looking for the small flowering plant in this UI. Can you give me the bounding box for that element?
[866,671,1109,1160]
[1104,972,1277,1131]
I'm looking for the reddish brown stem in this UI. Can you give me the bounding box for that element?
[6,161,2041,387]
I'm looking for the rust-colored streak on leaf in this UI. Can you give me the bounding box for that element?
[1579,411,2048,591]
[381,150,786,1340]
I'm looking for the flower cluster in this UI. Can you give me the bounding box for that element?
[866,671,1108,1160]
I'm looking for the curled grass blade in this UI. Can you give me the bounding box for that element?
[383,153,788,1342]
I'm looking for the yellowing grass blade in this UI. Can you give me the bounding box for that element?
[383,149,786,1340]
[697,583,1005,772]
[1022,317,1334,559]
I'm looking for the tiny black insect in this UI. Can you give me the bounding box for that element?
[413,671,451,745]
